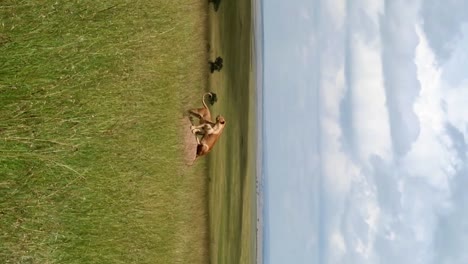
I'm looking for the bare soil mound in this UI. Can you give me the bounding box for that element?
[181,117,197,165]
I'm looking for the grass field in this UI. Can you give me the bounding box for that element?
[207,0,257,263]
[0,1,212,263]
[0,0,256,263]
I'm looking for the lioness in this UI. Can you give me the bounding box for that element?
[188,92,217,125]
[190,115,226,157]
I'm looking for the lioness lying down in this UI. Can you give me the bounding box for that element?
[190,115,226,157]
[187,93,225,164]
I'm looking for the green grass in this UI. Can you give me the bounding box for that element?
[207,0,257,263]
[1,1,211,263]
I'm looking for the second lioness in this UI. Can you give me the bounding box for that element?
[188,92,217,125]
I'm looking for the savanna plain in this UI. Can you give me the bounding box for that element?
[0,0,256,264]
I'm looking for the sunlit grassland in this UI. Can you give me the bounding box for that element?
[207,0,257,263]
[1,1,210,263]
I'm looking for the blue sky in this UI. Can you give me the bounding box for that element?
[261,0,468,263]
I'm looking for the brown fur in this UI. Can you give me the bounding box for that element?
[188,92,215,125]
[191,115,226,158]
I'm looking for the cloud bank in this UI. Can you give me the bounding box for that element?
[263,0,468,263]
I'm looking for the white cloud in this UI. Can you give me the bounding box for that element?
[367,23,468,264]
[420,0,468,61]
[360,0,384,25]
[402,26,453,189]
[411,23,468,264]
[322,7,468,264]
[349,31,391,162]
[323,0,346,29]
[330,231,347,254]
[441,29,468,135]
[318,2,390,263]
[379,0,422,156]
[320,65,359,196]
[264,0,468,263]
[441,24,468,86]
